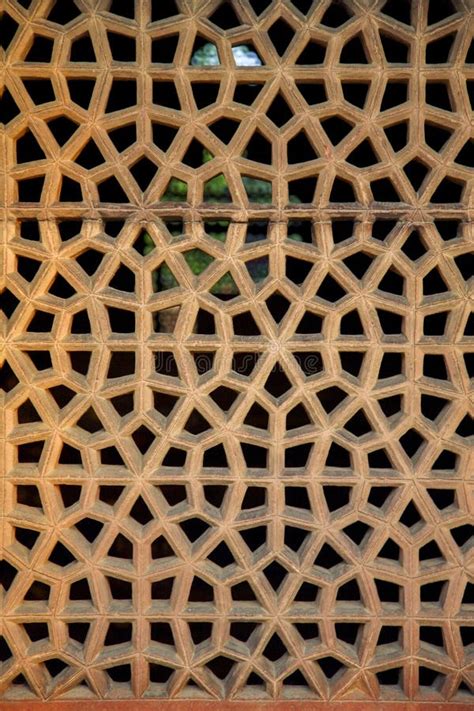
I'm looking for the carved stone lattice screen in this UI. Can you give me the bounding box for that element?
[1,0,473,706]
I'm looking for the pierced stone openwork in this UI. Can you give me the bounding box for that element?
[0,0,473,703]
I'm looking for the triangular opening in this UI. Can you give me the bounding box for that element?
[296,81,327,105]
[380,32,409,63]
[404,159,429,191]
[384,121,409,151]
[234,81,264,106]
[153,262,179,291]
[286,403,311,429]
[346,139,378,167]
[288,131,318,163]
[243,130,272,164]
[182,138,213,168]
[291,0,314,14]
[343,254,374,279]
[208,2,241,30]
[342,81,370,108]
[193,308,216,334]
[23,78,55,105]
[134,230,155,256]
[17,399,41,423]
[244,402,269,430]
[286,256,313,284]
[371,177,401,202]
[47,116,78,146]
[245,672,266,687]
[210,271,239,297]
[321,1,353,27]
[268,18,295,56]
[265,366,292,397]
[129,495,153,524]
[183,247,214,276]
[399,428,425,459]
[1,12,19,51]
[191,81,219,109]
[48,541,76,567]
[204,173,231,203]
[49,274,76,298]
[207,541,236,568]
[262,632,287,662]
[191,38,220,66]
[267,92,294,127]
[381,80,408,110]
[60,176,82,202]
[430,176,464,203]
[455,139,474,167]
[233,310,260,335]
[108,123,137,151]
[162,177,188,202]
[208,117,240,142]
[330,177,356,202]
[296,39,326,65]
[232,43,263,66]
[246,256,269,284]
[321,116,353,145]
[317,387,348,414]
[263,561,288,591]
[131,425,155,454]
[381,0,412,26]
[314,543,344,569]
[153,391,179,417]
[76,249,104,276]
[100,446,125,465]
[0,87,21,123]
[98,176,129,203]
[152,121,178,151]
[337,578,362,601]
[75,139,105,169]
[151,0,179,22]
[296,310,323,334]
[209,386,239,411]
[203,443,228,467]
[184,409,212,435]
[151,535,176,559]
[265,292,290,322]
[154,306,180,334]
[162,446,187,466]
[70,33,96,61]
[108,534,133,559]
[109,0,135,19]
[130,157,158,191]
[340,34,369,63]
[344,409,373,437]
[325,441,351,466]
[77,406,103,433]
[47,1,82,24]
[151,33,179,63]
[243,176,272,203]
[317,274,347,302]
[427,0,456,25]
[25,34,54,62]
[16,129,45,163]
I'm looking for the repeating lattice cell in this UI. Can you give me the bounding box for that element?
[0,0,473,703]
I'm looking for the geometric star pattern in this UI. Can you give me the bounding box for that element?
[0,0,473,702]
